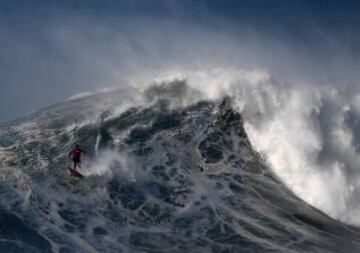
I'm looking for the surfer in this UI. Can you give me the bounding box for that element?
[68,144,86,169]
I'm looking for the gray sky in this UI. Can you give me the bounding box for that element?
[0,0,359,123]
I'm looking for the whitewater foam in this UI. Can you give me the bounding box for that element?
[227,73,360,224]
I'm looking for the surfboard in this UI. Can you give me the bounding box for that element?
[67,167,84,178]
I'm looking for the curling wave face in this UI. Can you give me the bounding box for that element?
[1,81,360,252]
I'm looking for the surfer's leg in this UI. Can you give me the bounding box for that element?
[74,158,81,169]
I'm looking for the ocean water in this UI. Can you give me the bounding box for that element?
[1,82,360,253]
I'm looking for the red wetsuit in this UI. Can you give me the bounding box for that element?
[69,147,84,168]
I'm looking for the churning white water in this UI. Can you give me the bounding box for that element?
[173,68,360,224]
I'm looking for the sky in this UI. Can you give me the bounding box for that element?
[0,0,360,123]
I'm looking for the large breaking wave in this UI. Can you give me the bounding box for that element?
[1,80,360,252]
